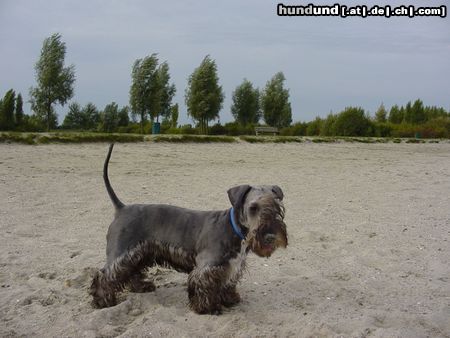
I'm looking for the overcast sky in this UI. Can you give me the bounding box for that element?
[1,0,449,125]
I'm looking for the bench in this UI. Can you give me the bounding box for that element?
[255,126,279,136]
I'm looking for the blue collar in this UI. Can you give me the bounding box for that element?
[230,207,245,240]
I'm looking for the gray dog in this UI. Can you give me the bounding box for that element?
[90,144,288,314]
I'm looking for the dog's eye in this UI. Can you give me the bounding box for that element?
[248,203,259,214]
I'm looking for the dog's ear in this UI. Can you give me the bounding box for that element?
[227,185,252,209]
[271,185,284,201]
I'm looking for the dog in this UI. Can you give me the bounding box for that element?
[90,144,288,314]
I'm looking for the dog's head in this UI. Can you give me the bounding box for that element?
[228,185,287,257]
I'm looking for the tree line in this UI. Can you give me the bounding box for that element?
[1,33,449,138]
[281,100,449,139]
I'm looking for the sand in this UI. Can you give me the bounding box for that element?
[0,142,449,338]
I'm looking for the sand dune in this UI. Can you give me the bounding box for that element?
[1,142,449,337]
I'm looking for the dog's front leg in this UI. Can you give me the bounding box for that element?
[129,271,156,293]
[187,265,227,315]
[90,268,118,308]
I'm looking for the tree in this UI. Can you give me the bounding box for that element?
[62,102,83,129]
[185,55,224,134]
[403,101,413,124]
[375,103,387,123]
[320,113,337,136]
[170,103,179,128]
[29,33,75,131]
[118,106,130,127]
[130,54,157,133]
[425,105,448,120]
[334,107,364,136]
[62,102,99,130]
[405,99,426,124]
[129,54,175,133]
[306,117,322,136]
[286,121,308,136]
[334,107,371,136]
[101,102,119,133]
[83,103,100,130]
[1,89,15,130]
[15,93,24,127]
[153,61,176,123]
[261,72,292,128]
[388,105,403,124]
[231,79,261,126]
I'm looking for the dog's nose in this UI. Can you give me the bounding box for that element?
[263,233,276,245]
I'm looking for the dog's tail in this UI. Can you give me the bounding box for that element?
[104,143,125,209]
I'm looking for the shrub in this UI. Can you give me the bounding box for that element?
[179,124,198,135]
[374,122,393,137]
[320,114,337,136]
[390,123,416,138]
[280,122,307,136]
[209,123,227,135]
[163,127,181,135]
[420,118,450,138]
[116,122,151,134]
[306,118,323,136]
[334,107,371,136]
[222,122,254,136]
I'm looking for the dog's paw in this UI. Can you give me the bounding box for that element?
[189,296,222,315]
[91,294,117,308]
[195,306,222,315]
[220,286,241,307]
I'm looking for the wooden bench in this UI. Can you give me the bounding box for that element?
[255,126,279,136]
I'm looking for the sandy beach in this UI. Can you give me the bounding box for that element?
[0,142,449,338]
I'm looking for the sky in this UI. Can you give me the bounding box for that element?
[0,0,449,125]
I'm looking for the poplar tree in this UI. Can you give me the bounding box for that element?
[29,33,75,131]
[130,54,158,133]
[261,72,292,128]
[101,102,119,133]
[1,89,16,130]
[118,106,130,127]
[15,93,24,127]
[129,54,175,133]
[231,79,261,126]
[153,61,176,123]
[185,55,224,134]
[170,103,179,128]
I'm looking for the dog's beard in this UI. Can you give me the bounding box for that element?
[245,198,287,258]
